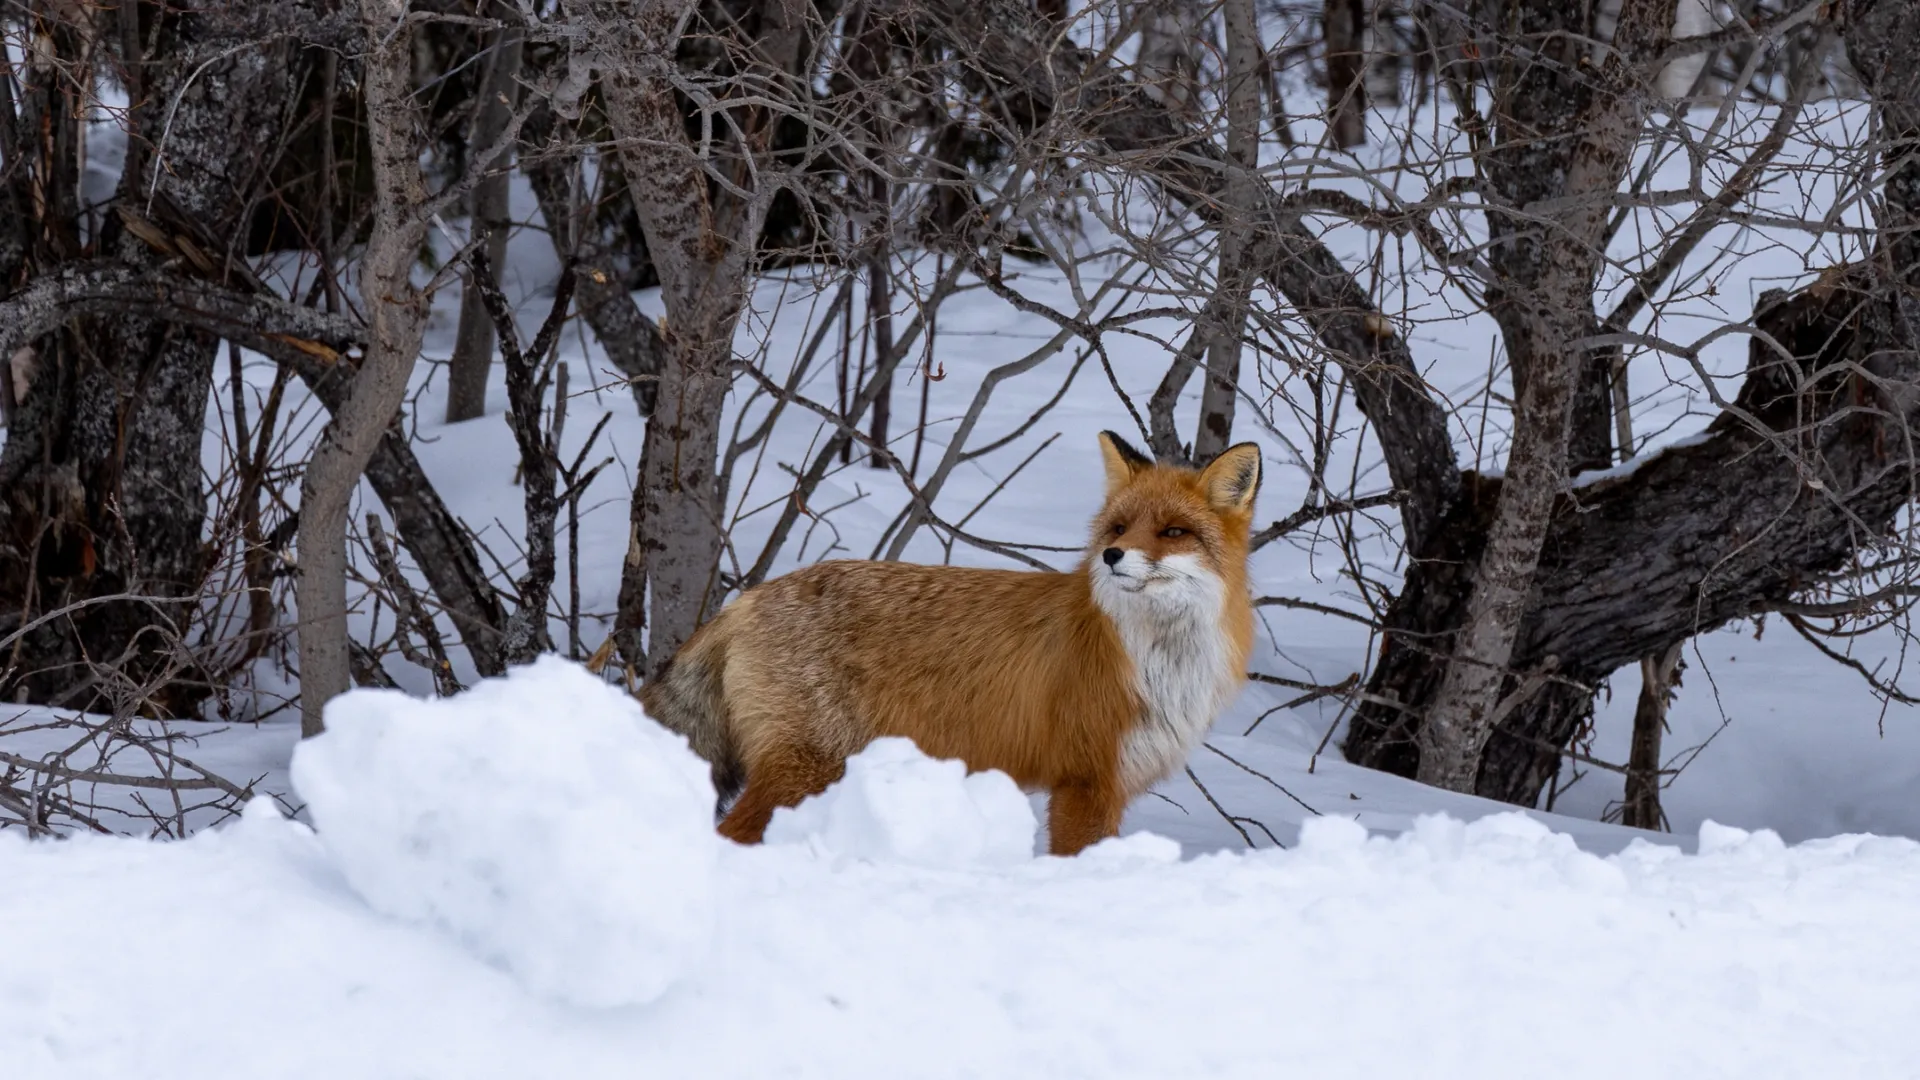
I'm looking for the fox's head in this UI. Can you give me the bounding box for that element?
[1087,431,1261,613]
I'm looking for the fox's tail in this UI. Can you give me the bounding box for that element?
[639,622,745,813]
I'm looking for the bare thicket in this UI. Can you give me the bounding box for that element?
[2,0,1917,839]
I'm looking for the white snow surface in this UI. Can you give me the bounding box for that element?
[5,660,1920,1078]
[763,736,1040,867]
[288,656,719,1008]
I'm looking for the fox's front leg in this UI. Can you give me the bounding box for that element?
[1046,778,1127,855]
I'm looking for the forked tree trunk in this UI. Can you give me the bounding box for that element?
[446,6,525,424]
[867,250,897,469]
[589,0,784,676]
[1405,0,1677,792]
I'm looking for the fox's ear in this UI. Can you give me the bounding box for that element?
[1198,442,1262,513]
[1098,430,1153,492]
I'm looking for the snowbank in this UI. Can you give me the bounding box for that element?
[4,660,1919,1078]
[765,736,1038,866]
[290,655,719,1008]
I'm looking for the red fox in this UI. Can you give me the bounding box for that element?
[641,431,1261,855]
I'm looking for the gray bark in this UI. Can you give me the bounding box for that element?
[1191,0,1263,462]
[463,244,579,665]
[0,261,510,680]
[306,368,509,677]
[899,0,1920,806]
[586,0,786,675]
[1411,0,1680,792]
[296,1,431,736]
[1349,0,1920,802]
[446,8,526,425]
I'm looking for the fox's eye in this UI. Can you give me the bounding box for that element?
[1161,526,1187,538]
[1111,523,1127,536]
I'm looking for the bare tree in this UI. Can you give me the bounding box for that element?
[1193,0,1263,461]
[1324,0,1367,146]
[295,0,435,736]
[1619,641,1683,829]
[583,0,837,675]
[446,1,527,424]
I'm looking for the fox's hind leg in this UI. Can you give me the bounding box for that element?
[716,740,846,844]
[1046,777,1127,856]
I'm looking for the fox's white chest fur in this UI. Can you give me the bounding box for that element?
[1093,552,1242,795]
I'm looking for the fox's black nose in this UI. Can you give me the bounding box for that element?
[1102,547,1124,567]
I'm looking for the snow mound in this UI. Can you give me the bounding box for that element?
[289,655,719,1009]
[764,737,1037,866]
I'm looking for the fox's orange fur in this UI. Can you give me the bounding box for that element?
[641,431,1261,855]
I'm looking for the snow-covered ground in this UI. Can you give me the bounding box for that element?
[8,659,1919,1079]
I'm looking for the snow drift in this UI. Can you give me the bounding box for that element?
[4,659,1919,1078]
[290,656,720,1008]
[763,735,1039,867]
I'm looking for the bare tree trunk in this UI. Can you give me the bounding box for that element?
[465,247,578,665]
[1608,301,1674,832]
[1409,0,1679,792]
[1148,330,1206,463]
[447,233,509,423]
[1412,329,1578,790]
[590,0,784,675]
[867,250,897,468]
[1621,641,1682,830]
[1324,0,1368,147]
[297,1,430,736]
[0,267,511,691]
[626,339,734,677]
[839,5,899,470]
[231,345,285,661]
[446,6,525,424]
[1192,0,1263,462]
